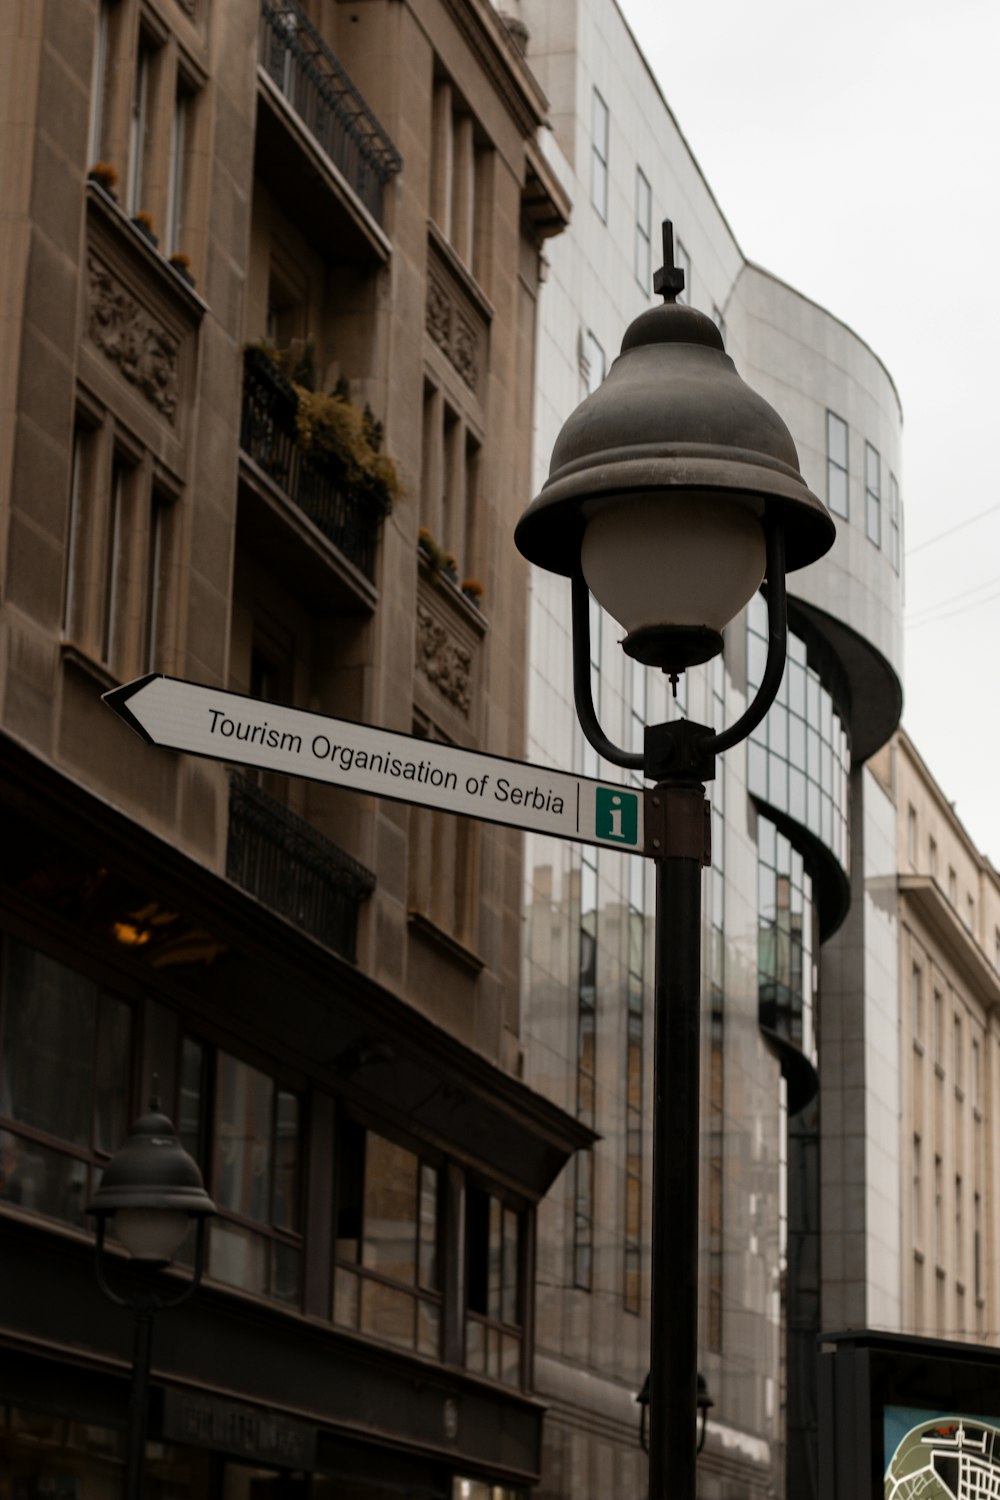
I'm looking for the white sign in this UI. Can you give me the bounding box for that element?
[105,674,645,854]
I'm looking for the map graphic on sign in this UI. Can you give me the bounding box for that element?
[885,1412,1000,1498]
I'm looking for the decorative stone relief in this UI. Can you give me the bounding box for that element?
[425,273,479,393]
[416,601,472,716]
[87,255,179,421]
[452,315,478,389]
[427,276,450,352]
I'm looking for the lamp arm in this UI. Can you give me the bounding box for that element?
[571,570,644,771]
[93,1218,131,1309]
[704,516,787,759]
[157,1215,210,1311]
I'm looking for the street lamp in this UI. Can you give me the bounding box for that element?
[515,222,834,1500]
[637,1370,715,1456]
[87,1097,216,1500]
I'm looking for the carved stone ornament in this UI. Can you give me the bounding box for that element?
[87,254,180,421]
[427,275,450,351]
[452,314,478,389]
[425,274,479,392]
[416,601,472,716]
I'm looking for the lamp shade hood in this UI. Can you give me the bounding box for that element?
[87,1107,215,1220]
[515,286,835,581]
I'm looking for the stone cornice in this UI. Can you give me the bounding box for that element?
[440,0,549,138]
[900,873,1000,1012]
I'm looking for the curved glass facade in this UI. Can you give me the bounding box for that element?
[746,593,851,870]
[757,815,818,1064]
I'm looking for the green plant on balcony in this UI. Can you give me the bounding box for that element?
[246,341,400,516]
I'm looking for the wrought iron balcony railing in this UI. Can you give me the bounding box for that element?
[260,0,401,225]
[227,775,375,962]
[240,347,386,581]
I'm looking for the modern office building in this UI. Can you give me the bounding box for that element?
[870,729,1000,1349]
[511,1,905,1495]
[0,1,581,1495]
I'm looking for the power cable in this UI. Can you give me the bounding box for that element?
[906,500,1000,557]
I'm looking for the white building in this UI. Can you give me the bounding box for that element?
[508,1,906,1494]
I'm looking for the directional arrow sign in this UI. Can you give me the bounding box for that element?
[104,674,646,855]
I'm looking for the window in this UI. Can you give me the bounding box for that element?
[88,0,113,163]
[956,1174,963,1272]
[912,1135,922,1246]
[966,894,975,932]
[635,168,652,289]
[419,380,483,581]
[826,412,849,519]
[624,804,645,1314]
[166,77,195,255]
[335,1120,441,1356]
[948,867,958,906]
[934,1155,943,1265]
[590,89,608,220]
[430,74,491,276]
[889,472,901,573]
[972,1037,980,1111]
[0,936,132,1229]
[126,32,158,217]
[907,805,917,866]
[933,990,943,1064]
[911,964,923,1043]
[408,720,480,948]
[582,329,605,397]
[575,846,598,1289]
[63,404,182,679]
[974,1192,983,1300]
[929,836,938,879]
[865,441,881,546]
[953,1014,963,1090]
[466,1184,522,1385]
[201,1047,303,1306]
[675,239,691,306]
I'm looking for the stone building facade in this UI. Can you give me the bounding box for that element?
[0,1,576,1495]
[870,730,1000,1349]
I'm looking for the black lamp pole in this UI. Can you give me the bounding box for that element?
[87,1102,215,1500]
[515,223,834,1498]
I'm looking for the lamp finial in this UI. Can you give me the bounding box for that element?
[653,219,685,303]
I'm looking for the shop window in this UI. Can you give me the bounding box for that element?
[334,1119,442,1357]
[0,935,132,1229]
[465,1183,522,1385]
[179,1039,304,1306]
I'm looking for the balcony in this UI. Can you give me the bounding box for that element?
[227,775,375,962]
[239,347,388,587]
[258,0,400,232]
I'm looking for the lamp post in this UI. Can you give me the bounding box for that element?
[515,222,834,1500]
[86,1099,216,1500]
[637,1371,715,1456]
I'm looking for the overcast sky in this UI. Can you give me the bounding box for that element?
[616,0,1000,861]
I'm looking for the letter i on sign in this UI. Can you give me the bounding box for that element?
[595,786,638,845]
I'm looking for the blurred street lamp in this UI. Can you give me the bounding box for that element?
[515,221,834,1500]
[87,1098,215,1500]
[637,1370,715,1455]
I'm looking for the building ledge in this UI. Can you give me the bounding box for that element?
[898,873,1000,1011]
